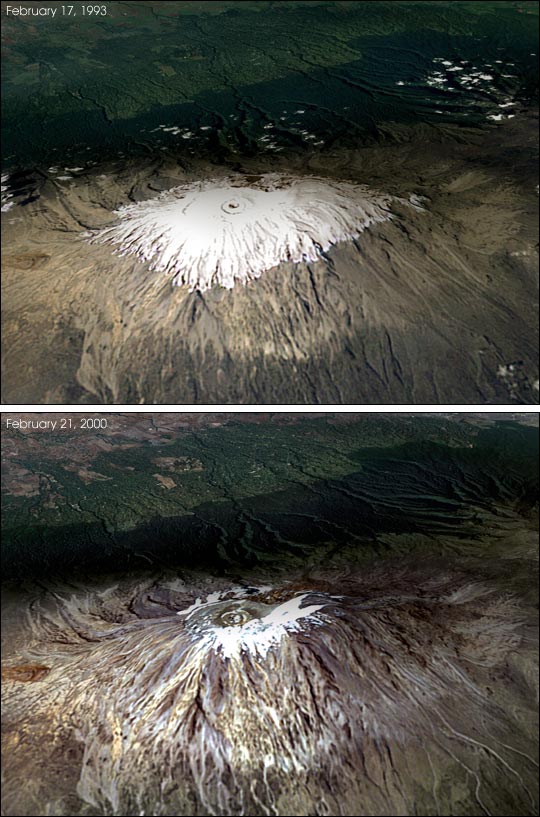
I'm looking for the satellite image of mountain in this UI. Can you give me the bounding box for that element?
[1,412,538,816]
[1,1,538,404]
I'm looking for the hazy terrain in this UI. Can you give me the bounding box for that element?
[1,0,538,404]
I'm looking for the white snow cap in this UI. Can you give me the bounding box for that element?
[91,173,421,292]
[187,593,328,660]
